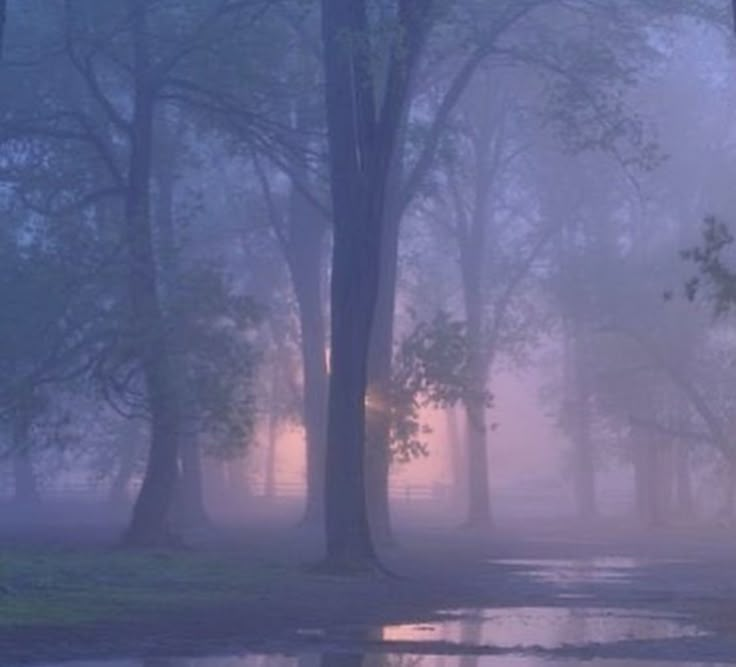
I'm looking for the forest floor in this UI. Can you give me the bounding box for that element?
[3,504,736,665]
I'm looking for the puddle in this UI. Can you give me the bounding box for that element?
[30,655,736,667]
[488,558,647,586]
[491,558,642,569]
[33,606,709,666]
[27,596,718,667]
[382,606,705,648]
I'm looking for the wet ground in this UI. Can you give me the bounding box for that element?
[24,549,736,667]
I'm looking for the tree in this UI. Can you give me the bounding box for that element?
[0,0,6,59]
[320,0,432,570]
[1,0,276,545]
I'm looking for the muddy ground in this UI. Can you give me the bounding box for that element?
[3,503,736,665]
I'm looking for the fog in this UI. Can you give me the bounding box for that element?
[2,1,736,665]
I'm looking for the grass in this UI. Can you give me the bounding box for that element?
[0,547,286,628]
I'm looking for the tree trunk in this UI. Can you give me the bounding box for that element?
[446,405,465,514]
[109,441,137,509]
[460,256,492,527]
[289,224,328,524]
[632,438,648,521]
[658,440,675,521]
[454,90,498,529]
[463,396,492,526]
[569,320,597,520]
[321,654,364,667]
[12,451,39,507]
[122,0,179,547]
[675,440,694,519]
[644,440,661,527]
[320,0,427,570]
[323,221,380,568]
[280,91,331,527]
[10,407,39,507]
[170,432,208,530]
[722,458,736,523]
[265,399,279,499]
[365,201,401,545]
[153,103,210,534]
[0,0,6,60]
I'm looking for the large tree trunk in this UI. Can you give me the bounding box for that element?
[321,3,381,569]
[289,217,328,525]
[122,0,180,547]
[320,0,428,570]
[0,0,6,59]
[365,202,401,545]
[323,222,380,568]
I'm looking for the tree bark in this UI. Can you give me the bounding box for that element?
[463,395,492,526]
[459,201,493,528]
[154,105,209,532]
[632,437,648,522]
[109,439,137,509]
[170,432,208,529]
[365,201,401,545]
[320,0,429,570]
[12,451,39,507]
[570,325,597,520]
[288,207,328,525]
[644,440,662,527]
[122,0,180,547]
[0,0,6,60]
[723,459,736,522]
[10,405,39,507]
[258,91,329,525]
[264,361,280,498]
[675,441,694,519]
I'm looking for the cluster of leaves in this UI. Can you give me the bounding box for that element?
[0,202,118,444]
[167,265,262,459]
[682,216,736,316]
[389,311,491,462]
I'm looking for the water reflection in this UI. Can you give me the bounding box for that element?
[33,654,732,667]
[488,558,645,586]
[32,601,714,667]
[382,607,704,648]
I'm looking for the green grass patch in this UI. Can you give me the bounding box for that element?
[0,547,286,628]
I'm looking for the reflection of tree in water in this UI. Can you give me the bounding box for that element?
[320,653,365,667]
[558,608,589,647]
[378,656,424,667]
[458,613,482,667]
[320,651,427,667]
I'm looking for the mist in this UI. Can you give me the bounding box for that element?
[1,2,736,666]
